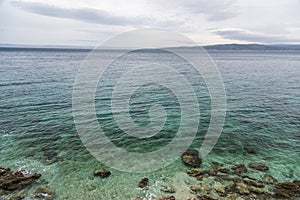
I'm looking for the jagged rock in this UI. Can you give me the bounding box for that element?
[94,168,111,178]
[196,193,218,200]
[231,164,247,175]
[243,146,257,154]
[0,167,41,190]
[218,168,231,174]
[34,187,55,199]
[160,184,176,193]
[243,177,264,188]
[248,162,269,171]
[262,174,278,184]
[158,196,175,200]
[181,149,201,167]
[187,168,204,177]
[213,181,226,196]
[138,178,149,188]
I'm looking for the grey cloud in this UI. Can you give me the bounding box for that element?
[11,1,153,26]
[213,29,300,43]
[153,0,238,21]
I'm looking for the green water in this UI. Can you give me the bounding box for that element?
[0,49,299,199]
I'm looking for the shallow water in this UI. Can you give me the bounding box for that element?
[0,49,299,199]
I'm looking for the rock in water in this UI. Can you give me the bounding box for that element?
[0,167,41,190]
[157,196,175,200]
[274,180,300,198]
[231,164,248,175]
[262,174,278,184]
[34,187,55,199]
[160,184,176,193]
[248,162,269,171]
[181,149,201,167]
[94,168,111,178]
[244,146,257,154]
[138,178,149,188]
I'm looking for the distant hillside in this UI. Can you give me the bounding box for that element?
[203,44,300,50]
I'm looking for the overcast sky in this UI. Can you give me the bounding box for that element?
[1,0,300,46]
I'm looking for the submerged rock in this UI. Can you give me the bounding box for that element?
[213,181,226,196]
[94,168,111,178]
[181,149,201,167]
[196,193,218,200]
[231,164,248,175]
[218,168,231,174]
[243,177,264,188]
[274,180,300,198]
[0,167,41,190]
[160,184,176,193]
[157,195,175,200]
[262,174,278,184]
[138,178,149,188]
[248,162,269,171]
[243,146,257,154]
[187,168,204,177]
[34,187,55,199]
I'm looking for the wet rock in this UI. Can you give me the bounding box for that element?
[160,184,176,193]
[243,177,264,188]
[234,182,250,195]
[273,191,290,198]
[213,181,226,196]
[190,185,201,193]
[274,180,300,197]
[248,162,269,172]
[94,168,111,178]
[262,174,278,184]
[158,196,175,200]
[216,173,231,180]
[0,167,41,190]
[196,193,218,200]
[205,169,217,176]
[202,183,211,191]
[138,178,149,188]
[248,185,263,194]
[231,164,247,175]
[218,168,231,174]
[187,168,204,177]
[34,187,55,199]
[243,146,257,154]
[181,149,201,167]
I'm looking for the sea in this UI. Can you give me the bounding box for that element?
[0,48,299,199]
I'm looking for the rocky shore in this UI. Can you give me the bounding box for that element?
[133,149,300,200]
[1,149,299,199]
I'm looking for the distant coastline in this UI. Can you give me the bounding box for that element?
[1,43,300,51]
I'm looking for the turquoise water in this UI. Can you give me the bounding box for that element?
[0,49,299,199]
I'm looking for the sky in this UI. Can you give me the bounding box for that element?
[1,0,300,46]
